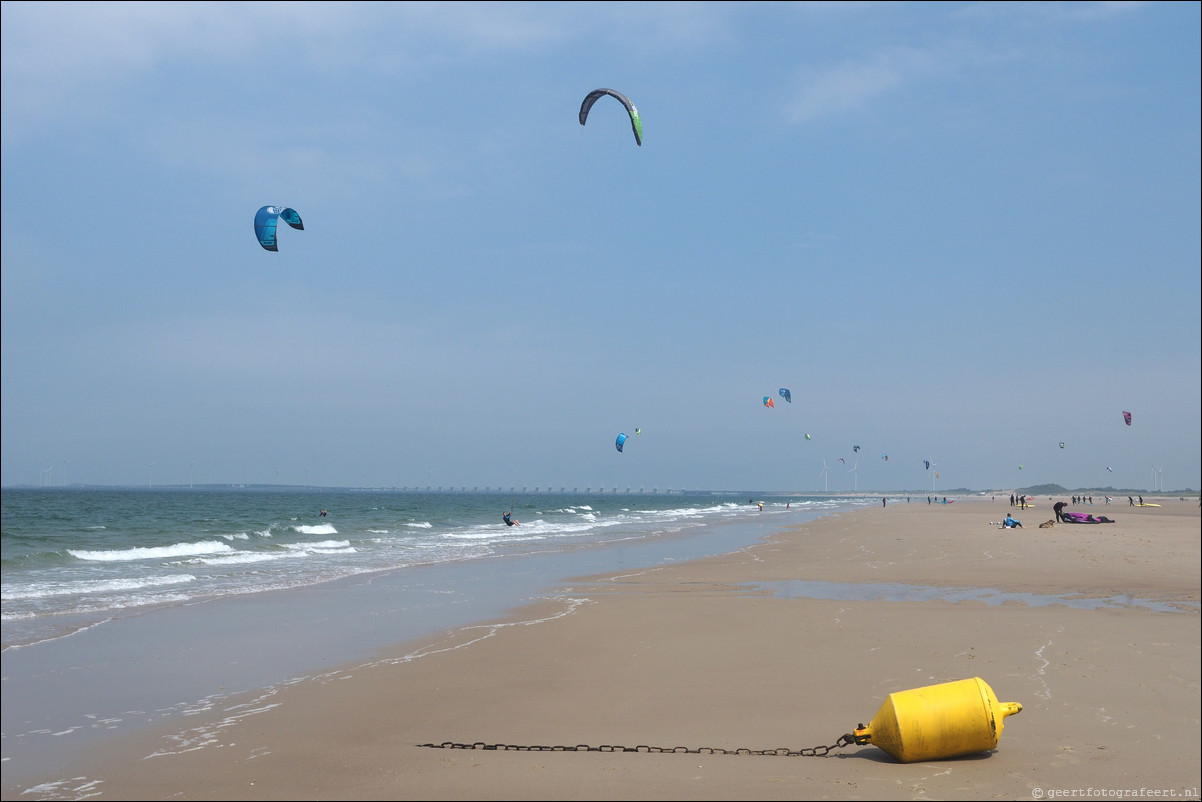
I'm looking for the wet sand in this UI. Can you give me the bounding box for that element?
[5,496,1199,801]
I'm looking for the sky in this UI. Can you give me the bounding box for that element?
[2,1,1199,494]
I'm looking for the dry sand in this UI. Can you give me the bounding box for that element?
[10,497,1200,801]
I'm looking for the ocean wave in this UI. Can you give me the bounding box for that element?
[293,524,338,535]
[68,540,235,562]
[183,551,291,566]
[281,539,352,552]
[1,573,197,602]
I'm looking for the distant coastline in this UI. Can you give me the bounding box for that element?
[4,483,1197,496]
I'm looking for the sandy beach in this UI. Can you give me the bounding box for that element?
[6,496,1198,801]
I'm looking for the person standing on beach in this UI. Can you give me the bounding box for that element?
[1053,500,1066,522]
[882,497,887,507]
[1129,496,1135,506]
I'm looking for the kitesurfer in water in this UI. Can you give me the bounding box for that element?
[502,510,519,527]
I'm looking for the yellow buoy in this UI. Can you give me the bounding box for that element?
[852,677,1022,763]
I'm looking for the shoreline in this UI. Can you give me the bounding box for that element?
[3,498,1198,801]
[1,500,851,789]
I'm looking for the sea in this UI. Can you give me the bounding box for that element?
[0,487,876,650]
[1,486,875,792]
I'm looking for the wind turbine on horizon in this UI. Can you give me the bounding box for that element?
[848,459,858,492]
[819,458,831,493]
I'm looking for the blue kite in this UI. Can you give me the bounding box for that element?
[254,205,304,252]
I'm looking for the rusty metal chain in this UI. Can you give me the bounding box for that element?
[418,733,857,757]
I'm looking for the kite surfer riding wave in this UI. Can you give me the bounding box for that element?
[502,510,519,527]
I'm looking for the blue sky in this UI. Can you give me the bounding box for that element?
[3,1,1199,493]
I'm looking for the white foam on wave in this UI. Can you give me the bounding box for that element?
[557,507,600,521]
[1,573,198,602]
[186,551,291,566]
[280,539,354,555]
[293,523,338,536]
[68,540,235,562]
[442,523,533,541]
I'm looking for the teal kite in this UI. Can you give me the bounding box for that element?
[254,205,304,252]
